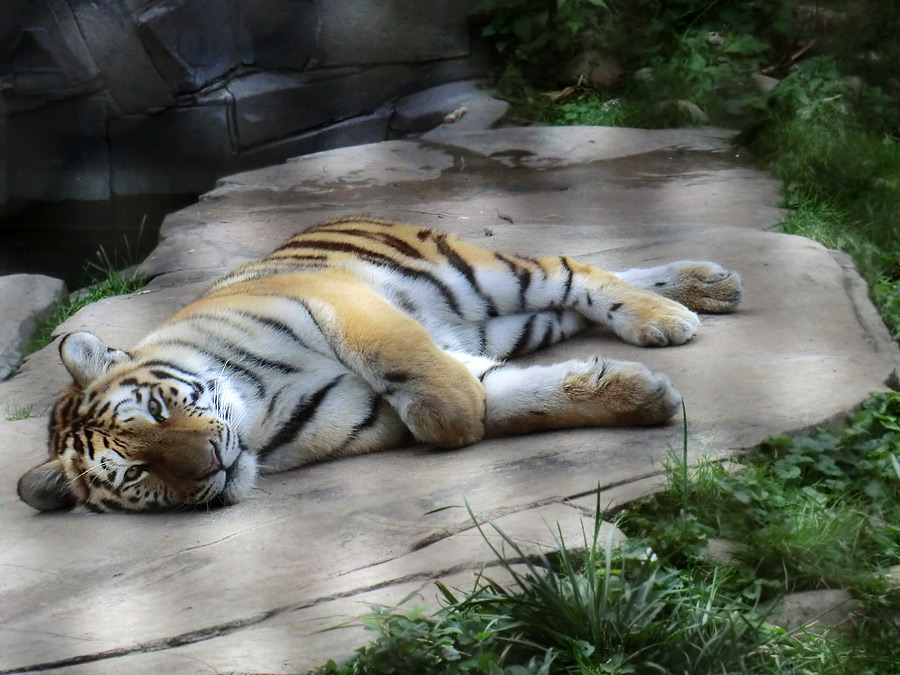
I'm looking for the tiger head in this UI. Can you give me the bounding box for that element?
[17,332,257,513]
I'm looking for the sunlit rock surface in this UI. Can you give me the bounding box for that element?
[1,126,897,673]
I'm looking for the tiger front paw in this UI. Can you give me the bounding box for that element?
[654,261,743,314]
[610,292,700,347]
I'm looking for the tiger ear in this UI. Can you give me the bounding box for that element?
[59,332,129,387]
[18,459,79,511]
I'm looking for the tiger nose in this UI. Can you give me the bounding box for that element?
[198,441,224,480]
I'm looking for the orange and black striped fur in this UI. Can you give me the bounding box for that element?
[18,218,742,512]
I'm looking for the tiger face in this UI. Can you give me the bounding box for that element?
[17,332,257,512]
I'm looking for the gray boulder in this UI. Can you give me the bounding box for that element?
[0,274,67,380]
[136,0,254,95]
[393,79,509,135]
[770,589,858,635]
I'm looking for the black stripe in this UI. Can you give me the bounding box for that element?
[173,321,299,375]
[87,400,111,419]
[146,340,266,396]
[147,369,206,399]
[83,428,96,460]
[509,315,536,358]
[266,384,289,417]
[132,360,199,380]
[71,430,86,457]
[560,257,574,305]
[357,396,382,429]
[537,319,556,350]
[98,498,126,512]
[495,253,533,309]
[278,240,463,314]
[329,228,428,260]
[277,239,400,266]
[253,295,341,362]
[269,253,329,263]
[479,364,505,382]
[252,315,308,347]
[435,234,498,316]
[334,396,383,453]
[258,377,343,458]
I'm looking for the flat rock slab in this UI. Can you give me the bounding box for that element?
[1,126,898,674]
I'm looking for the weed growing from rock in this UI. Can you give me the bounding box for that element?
[22,247,146,359]
[317,499,831,674]
[4,401,33,421]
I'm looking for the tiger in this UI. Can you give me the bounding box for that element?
[17,217,742,513]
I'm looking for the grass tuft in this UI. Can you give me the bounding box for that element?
[21,247,146,360]
[318,496,844,674]
[4,401,34,421]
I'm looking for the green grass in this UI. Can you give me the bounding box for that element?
[21,248,146,360]
[317,499,839,674]
[4,401,34,421]
[618,394,900,672]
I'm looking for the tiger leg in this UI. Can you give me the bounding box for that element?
[299,270,486,448]
[476,355,682,435]
[530,256,701,348]
[482,310,589,360]
[433,240,703,348]
[614,262,742,314]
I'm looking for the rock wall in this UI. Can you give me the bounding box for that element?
[0,0,480,213]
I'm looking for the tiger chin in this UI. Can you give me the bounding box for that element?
[18,217,742,513]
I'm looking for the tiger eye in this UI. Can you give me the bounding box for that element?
[147,399,164,421]
[123,466,146,482]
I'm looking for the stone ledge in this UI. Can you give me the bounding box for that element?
[2,126,895,672]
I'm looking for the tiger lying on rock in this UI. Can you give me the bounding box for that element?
[18,218,742,513]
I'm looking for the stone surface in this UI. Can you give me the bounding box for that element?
[240,0,317,70]
[70,0,175,113]
[313,0,469,68]
[0,0,26,65]
[704,538,745,565]
[769,589,858,634]
[7,0,103,109]
[1,126,898,672]
[227,67,412,149]
[6,93,114,201]
[752,72,780,93]
[136,0,254,95]
[110,103,235,196]
[392,79,509,135]
[0,274,67,380]
[235,106,392,172]
[0,1,483,208]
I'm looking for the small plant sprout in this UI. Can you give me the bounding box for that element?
[4,401,33,421]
